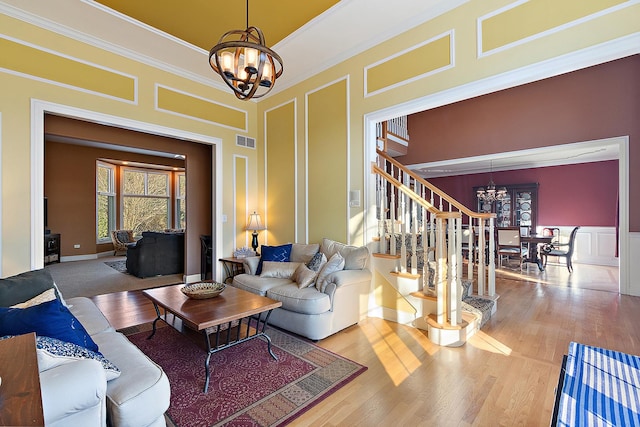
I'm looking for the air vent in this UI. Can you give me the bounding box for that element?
[236,135,256,149]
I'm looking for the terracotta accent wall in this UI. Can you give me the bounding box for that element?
[399,55,639,231]
[429,160,618,227]
[44,115,212,277]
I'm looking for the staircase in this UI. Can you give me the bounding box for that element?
[370,120,498,346]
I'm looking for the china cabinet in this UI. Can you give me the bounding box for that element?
[474,183,538,229]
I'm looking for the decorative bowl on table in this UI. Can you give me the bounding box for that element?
[181,282,226,299]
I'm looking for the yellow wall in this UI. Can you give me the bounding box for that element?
[265,101,296,245]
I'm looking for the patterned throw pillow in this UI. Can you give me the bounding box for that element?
[0,335,120,380]
[256,244,292,275]
[306,252,327,272]
[115,230,132,243]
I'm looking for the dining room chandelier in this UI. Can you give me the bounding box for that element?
[208,0,283,101]
[476,162,507,204]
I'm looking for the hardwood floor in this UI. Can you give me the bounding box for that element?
[91,263,636,426]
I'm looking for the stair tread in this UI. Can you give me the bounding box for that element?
[409,291,437,301]
[373,253,400,259]
[390,270,420,279]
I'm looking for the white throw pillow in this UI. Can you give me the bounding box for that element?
[259,261,302,279]
[315,252,345,292]
[10,288,57,309]
[292,264,318,289]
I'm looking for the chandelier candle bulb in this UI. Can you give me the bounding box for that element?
[220,52,234,77]
[261,63,272,86]
[245,48,259,73]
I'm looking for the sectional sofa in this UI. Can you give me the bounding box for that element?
[0,269,170,427]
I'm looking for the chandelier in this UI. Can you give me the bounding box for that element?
[208,1,283,101]
[476,162,507,204]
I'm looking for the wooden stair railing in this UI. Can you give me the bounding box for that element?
[374,149,497,298]
[372,148,498,331]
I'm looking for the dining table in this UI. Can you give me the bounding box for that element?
[520,234,554,271]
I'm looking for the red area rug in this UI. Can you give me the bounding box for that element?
[126,325,366,426]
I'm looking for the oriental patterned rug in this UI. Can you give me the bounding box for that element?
[124,324,366,426]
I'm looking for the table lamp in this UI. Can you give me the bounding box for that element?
[246,211,266,254]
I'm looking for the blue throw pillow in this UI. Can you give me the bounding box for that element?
[0,298,99,352]
[256,244,292,275]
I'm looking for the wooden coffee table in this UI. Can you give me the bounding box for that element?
[142,284,282,393]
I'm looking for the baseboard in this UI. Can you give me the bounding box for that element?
[184,273,201,283]
[60,251,120,262]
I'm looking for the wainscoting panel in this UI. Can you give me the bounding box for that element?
[541,226,618,266]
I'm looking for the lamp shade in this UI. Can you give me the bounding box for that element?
[246,212,266,231]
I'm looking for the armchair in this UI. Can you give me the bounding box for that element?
[542,226,580,272]
[110,230,135,256]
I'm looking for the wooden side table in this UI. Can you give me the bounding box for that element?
[219,257,245,284]
[0,332,44,426]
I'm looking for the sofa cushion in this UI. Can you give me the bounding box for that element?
[320,238,369,270]
[260,261,302,279]
[39,358,107,426]
[0,298,100,352]
[232,274,293,296]
[0,269,60,307]
[316,252,345,292]
[257,244,292,275]
[67,297,115,336]
[93,331,170,427]
[266,284,331,315]
[290,243,320,263]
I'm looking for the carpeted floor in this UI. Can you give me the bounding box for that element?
[124,324,367,427]
[46,256,183,298]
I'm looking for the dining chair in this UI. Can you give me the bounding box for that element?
[542,226,580,272]
[496,227,526,268]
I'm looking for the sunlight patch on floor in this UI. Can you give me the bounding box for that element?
[362,319,435,386]
[468,330,512,355]
[497,268,555,285]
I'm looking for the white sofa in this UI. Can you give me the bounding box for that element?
[231,238,372,340]
[0,269,170,427]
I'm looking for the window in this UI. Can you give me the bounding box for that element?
[176,172,186,229]
[96,162,116,243]
[122,168,170,235]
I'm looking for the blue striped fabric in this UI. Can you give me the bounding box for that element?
[557,342,640,426]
